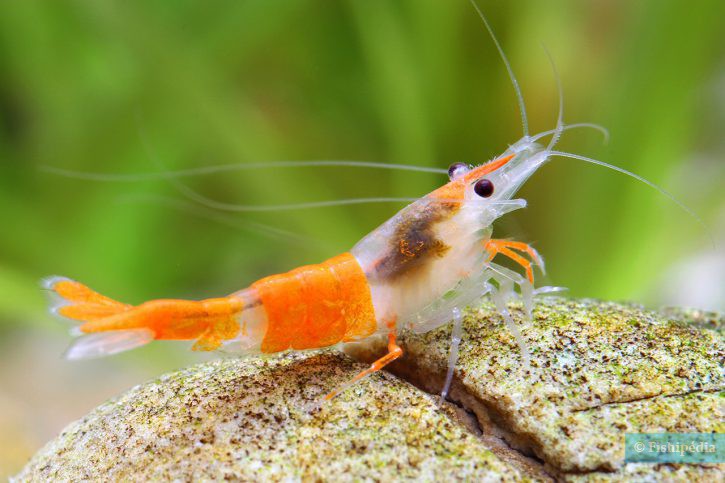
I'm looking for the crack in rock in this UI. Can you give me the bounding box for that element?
[570,388,720,413]
[345,297,724,481]
[346,341,556,481]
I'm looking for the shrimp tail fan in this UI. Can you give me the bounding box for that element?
[42,276,154,360]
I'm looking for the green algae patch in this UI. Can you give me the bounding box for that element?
[14,352,533,482]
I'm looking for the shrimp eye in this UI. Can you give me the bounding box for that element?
[448,162,469,180]
[474,178,494,197]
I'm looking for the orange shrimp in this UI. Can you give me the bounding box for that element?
[44,148,541,401]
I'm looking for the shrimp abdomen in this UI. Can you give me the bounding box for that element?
[252,252,378,353]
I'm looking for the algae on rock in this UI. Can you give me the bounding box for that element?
[14,352,536,482]
[16,298,724,482]
[347,298,724,481]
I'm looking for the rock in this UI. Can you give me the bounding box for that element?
[347,298,724,481]
[14,352,542,482]
[16,298,723,481]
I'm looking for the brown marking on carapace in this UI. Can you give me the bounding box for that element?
[370,200,456,282]
[252,252,377,353]
[369,154,516,282]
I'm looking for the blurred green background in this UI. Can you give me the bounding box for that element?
[0,0,722,476]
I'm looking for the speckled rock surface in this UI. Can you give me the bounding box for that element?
[14,351,537,482]
[347,298,724,481]
[16,298,724,482]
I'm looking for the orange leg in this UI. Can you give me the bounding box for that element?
[491,240,544,267]
[485,239,542,283]
[325,319,402,401]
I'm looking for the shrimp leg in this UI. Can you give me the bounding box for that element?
[440,307,464,402]
[325,319,402,400]
[485,239,544,283]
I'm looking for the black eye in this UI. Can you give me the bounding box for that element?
[447,162,469,180]
[474,179,494,197]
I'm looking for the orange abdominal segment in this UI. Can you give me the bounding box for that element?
[252,252,377,353]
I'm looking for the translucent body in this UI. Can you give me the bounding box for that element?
[351,147,544,337]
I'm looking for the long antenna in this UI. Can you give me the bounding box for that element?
[541,44,564,152]
[549,150,714,245]
[39,160,446,182]
[469,0,530,138]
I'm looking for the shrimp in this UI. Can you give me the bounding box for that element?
[44,147,544,402]
[42,0,703,401]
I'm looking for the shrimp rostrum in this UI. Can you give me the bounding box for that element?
[43,1,699,401]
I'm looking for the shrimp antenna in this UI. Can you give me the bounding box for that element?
[133,123,429,212]
[469,0,529,138]
[40,160,446,182]
[529,123,609,145]
[130,116,504,213]
[541,44,564,152]
[539,50,711,244]
[115,193,316,243]
[548,150,713,244]
[138,136,498,211]
[138,192,426,212]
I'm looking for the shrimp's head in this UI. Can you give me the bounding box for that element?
[427,139,549,222]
